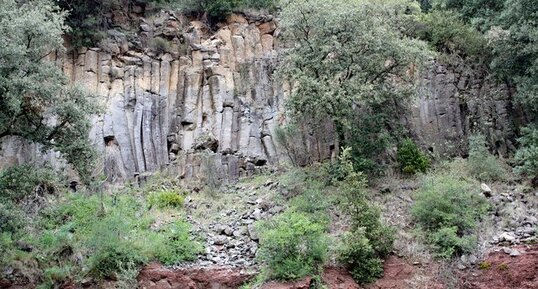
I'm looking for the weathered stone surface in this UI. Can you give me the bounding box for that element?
[409,61,523,158]
[0,11,522,183]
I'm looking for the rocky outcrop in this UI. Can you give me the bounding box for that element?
[55,12,288,182]
[0,9,523,181]
[409,62,523,158]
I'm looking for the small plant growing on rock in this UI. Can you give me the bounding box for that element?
[256,210,328,281]
[479,261,492,270]
[150,37,170,55]
[397,138,430,175]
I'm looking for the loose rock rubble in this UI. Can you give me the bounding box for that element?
[177,180,285,269]
[488,186,537,246]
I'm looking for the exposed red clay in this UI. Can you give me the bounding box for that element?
[462,245,538,289]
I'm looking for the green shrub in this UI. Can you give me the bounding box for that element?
[415,10,488,59]
[43,266,71,284]
[0,164,59,202]
[148,190,185,209]
[429,226,477,259]
[412,173,489,258]
[0,201,24,234]
[289,180,332,226]
[338,229,384,284]
[36,191,199,282]
[467,134,506,181]
[151,37,170,55]
[337,148,395,283]
[256,210,328,281]
[514,125,538,185]
[156,221,203,265]
[85,213,148,279]
[397,138,430,174]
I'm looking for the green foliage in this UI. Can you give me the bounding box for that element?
[0,201,24,235]
[336,148,395,283]
[289,180,332,226]
[428,226,476,259]
[431,0,538,184]
[2,185,201,286]
[279,0,430,173]
[397,138,430,174]
[338,229,384,284]
[347,112,394,174]
[256,210,328,280]
[479,261,492,270]
[415,10,488,59]
[0,165,59,202]
[412,173,489,258]
[151,37,170,55]
[148,190,185,209]
[43,266,71,285]
[432,0,504,31]
[165,0,278,22]
[58,0,116,47]
[467,134,506,181]
[0,0,100,182]
[514,125,538,185]
[155,221,203,265]
[85,213,148,279]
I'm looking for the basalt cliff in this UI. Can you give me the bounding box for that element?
[0,8,524,181]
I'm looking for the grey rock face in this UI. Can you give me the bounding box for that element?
[0,12,523,182]
[409,61,523,158]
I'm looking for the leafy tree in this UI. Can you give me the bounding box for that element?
[0,0,100,181]
[415,10,488,59]
[432,0,504,31]
[279,0,430,172]
[491,1,538,184]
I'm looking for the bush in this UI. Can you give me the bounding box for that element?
[36,191,200,283]
[150,37,170,55]
[415,10,488,59]
[0,165,59,202]
[156,221,203,265]
[85,213,148,279]
[412,173,489,258]
[148,190,185,209]
[0,201,24,234]
[514,125,538,186]
[397,138,430,174]
[256,210,328,280]
[168,0,278,22]
[429,226,477,259]
[467,134,506,181]
[338,229,384,284]
[337,148,395,283]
